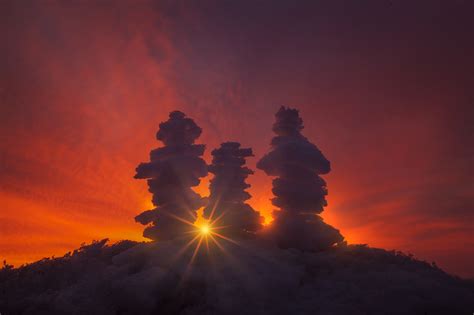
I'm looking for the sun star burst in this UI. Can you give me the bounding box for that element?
[200,224,210,235]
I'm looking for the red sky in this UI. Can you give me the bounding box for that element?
[1,1,473,277]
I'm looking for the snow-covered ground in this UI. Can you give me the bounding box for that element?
[1,238,473,314]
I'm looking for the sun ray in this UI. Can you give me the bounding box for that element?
[207,194,221,221]
[206,224,231,231]
[209,234,227,253]
[210,208,230,226]
[205,233,210,252]
[212,231,240,246]
[189,235,204,265]
[162,211,197,227]
[170,233,201,261]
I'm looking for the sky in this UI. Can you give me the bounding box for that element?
[0,0,473,277]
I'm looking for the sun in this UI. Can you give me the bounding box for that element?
[200,224,210,235]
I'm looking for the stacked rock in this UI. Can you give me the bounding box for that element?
[203,142,263,237]
[257,106,343,251]
[134,111,207,241]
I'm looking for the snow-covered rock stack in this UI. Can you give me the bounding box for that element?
[258,106,343,251]
[204,142,263,237]
[134,111,207,240]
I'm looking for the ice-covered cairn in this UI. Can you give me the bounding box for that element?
[257,106,343,251]
[134,111,207,241]
[203,142,263,237]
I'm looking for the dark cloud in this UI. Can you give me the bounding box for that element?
[1,239,473,314]
[258,107,343,250]
[134,111,207,240]
[203,142,263,236]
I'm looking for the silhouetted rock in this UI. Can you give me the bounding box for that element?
[203,142,264,236]
[135,111,207,240]
[258,106,343,250]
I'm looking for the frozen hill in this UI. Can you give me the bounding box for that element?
[1,238,473,314]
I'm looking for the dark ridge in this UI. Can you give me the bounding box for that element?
[1,240,473,314]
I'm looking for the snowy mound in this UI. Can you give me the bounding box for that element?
[1,239,473,314]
